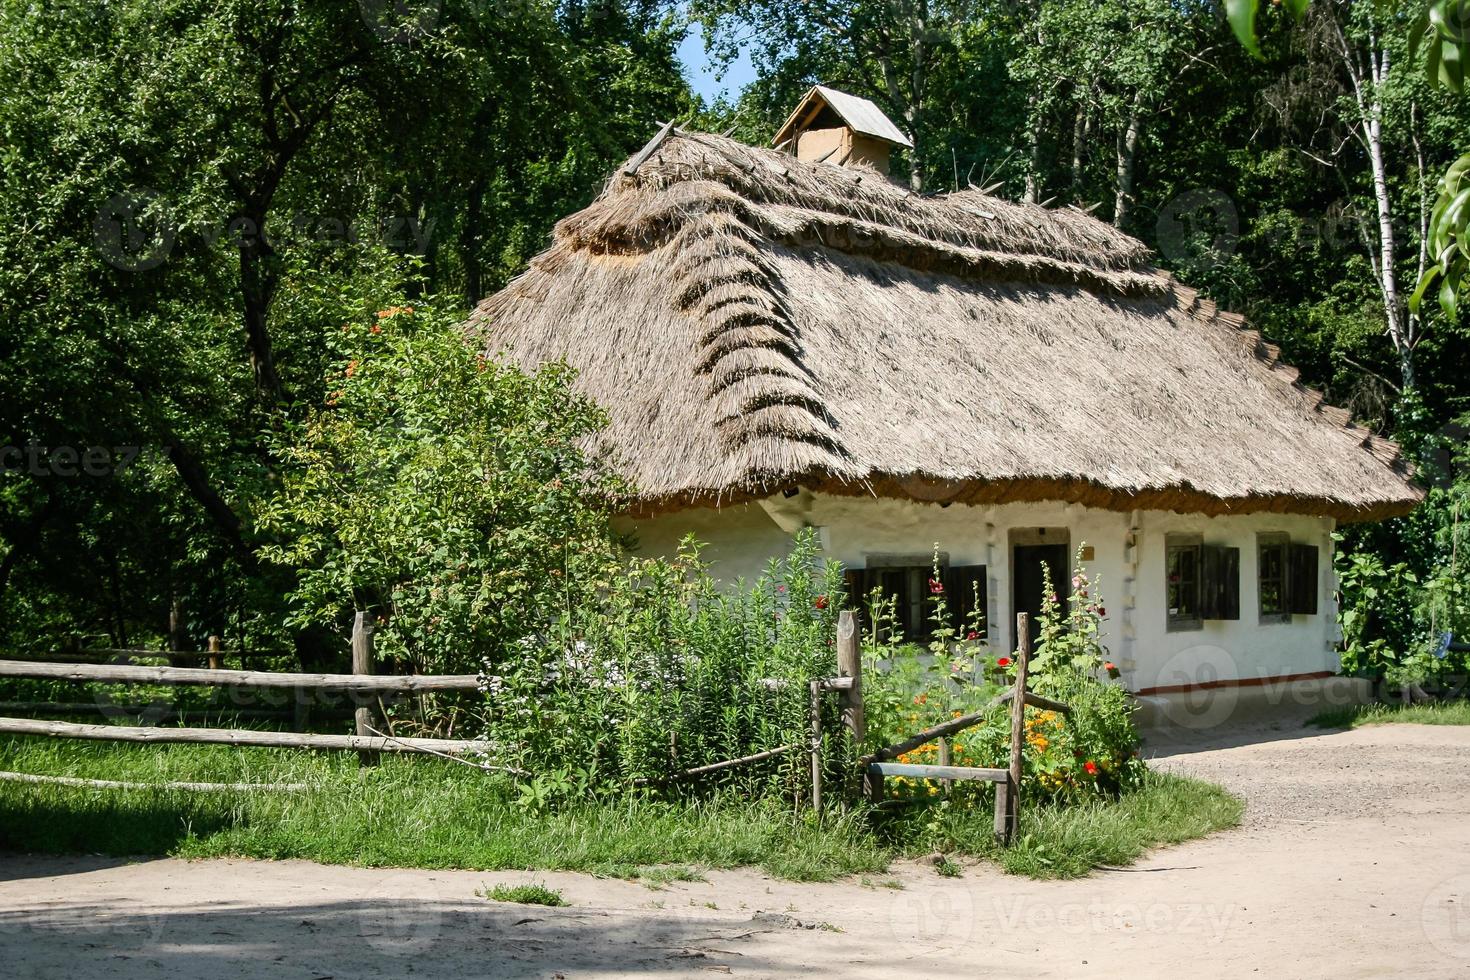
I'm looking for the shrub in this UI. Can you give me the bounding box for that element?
[480,530,844,799]
[258,300,622,681]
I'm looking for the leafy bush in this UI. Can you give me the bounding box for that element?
[1336,455,1470,686]
[481,530,844,799]
[258,300,622,679]
[861,547,1143,807]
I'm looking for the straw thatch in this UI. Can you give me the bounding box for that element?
[467,131,1422,523]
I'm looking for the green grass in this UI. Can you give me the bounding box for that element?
[480,882,567,906]
[1307,700,1470,729]
[0,737,1239,882]
[898,770,1244,879]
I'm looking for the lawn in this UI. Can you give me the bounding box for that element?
[1306,700,1470,729]
[0,735,1240,881]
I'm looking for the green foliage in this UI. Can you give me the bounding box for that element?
[481,529,844,796]
[859,547,1142,808]
[257,300,620,678]
[1337,432,1470,684]
[1335,546,1423,677]
[0,0,691,657]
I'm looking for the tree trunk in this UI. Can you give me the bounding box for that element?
[1113,95,1145,228]
[906,2,928,194]
[1331,13,1414,390]
[237,203,284,402]
[1071,101,1087,202]
[1022,90,1042,205]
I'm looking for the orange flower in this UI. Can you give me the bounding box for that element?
[344,359,358,377]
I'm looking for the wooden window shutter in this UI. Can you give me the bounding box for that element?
[843,568,864,610]
[1288,544,1320,615]
[1199,546,1239,620]
[944,565,988,637]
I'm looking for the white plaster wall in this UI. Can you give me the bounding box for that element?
[617,493,1339,693]
[612,502,794,585]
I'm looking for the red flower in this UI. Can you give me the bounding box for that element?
[1083,761,1099,776]
[966,630,979,641]
[1103,662,1116,671]
[996,657,1011,668]
[1097,607,1107,617]
[814,595,829,610]
[929,578,944,594]
[370,324,381,335]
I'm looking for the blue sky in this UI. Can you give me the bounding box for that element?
[677,23,757,103]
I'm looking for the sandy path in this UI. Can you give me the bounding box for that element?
[3,722,1470,979]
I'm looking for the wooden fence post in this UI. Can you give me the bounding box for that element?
[994,613,1029,845]
[837,610,875,804]
[206,636,222,671]
[809,679,823,814]
[351,612,378,767]
[837,611,864,743]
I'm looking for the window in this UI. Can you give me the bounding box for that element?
[1255,535,1321,619]
[1166,535,1202,632]
[844,558,987,643]
[1258,533,1290,624]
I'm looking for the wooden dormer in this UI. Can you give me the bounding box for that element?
[772,85,913,176]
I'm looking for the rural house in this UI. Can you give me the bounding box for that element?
[467,86,1423,710]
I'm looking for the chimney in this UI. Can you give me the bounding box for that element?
[771,85,913,176]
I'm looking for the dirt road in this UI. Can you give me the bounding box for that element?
[3,721,1469,978]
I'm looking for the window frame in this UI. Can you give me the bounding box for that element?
[1257,532,1292,625]
[1165,533,1204,633]
[847,553,987,644]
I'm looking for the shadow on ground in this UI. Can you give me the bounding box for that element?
[0,879,840,978]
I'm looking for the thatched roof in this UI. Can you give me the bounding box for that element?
[467,131,1421,523]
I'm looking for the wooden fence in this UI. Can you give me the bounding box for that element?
[804,610,1066,845]
[0,612,486,760]
[0,610,1065,843]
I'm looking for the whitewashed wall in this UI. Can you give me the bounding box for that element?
[614,492,1339,694]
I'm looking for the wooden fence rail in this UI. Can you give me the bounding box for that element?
[0,716,489,755]
[831,613,1066,845]
[0,659,479,693]
[0,615,484,762]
